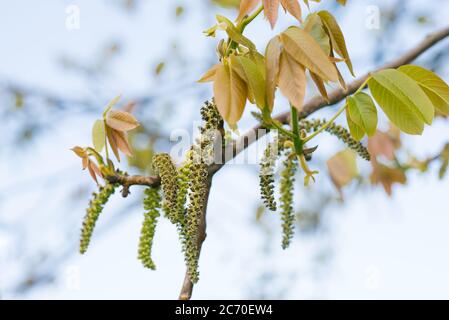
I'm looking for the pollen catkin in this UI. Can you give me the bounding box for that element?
[138,187,161,270]
[175,161,191,255]
[152,153,179,223]
[279,155,297,250]
[298,119,370,161]
[200,100,224,133]
[259,139,281,211]
[80,182,117,254]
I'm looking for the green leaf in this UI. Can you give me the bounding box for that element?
[346,107,364,141]
[318,10,354,76]
[231,55,266,109]
[398,65,449,116]
[92,120,106,152]
[303,13,331,55]
[368,69,434,135]
[347,92,377,137]
[102,95,121,118]
[216,15,256,51]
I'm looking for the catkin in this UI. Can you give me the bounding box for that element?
[259,138,282,211]
[80,182,117,254]
[152,153,179,223]
[138,187,161,269]
[279,155,297,249]
[298,119,371,161]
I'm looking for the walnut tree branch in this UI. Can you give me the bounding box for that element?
[105,25,449,299]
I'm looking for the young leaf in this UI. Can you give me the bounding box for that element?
[370,163,406,196]
[368,69,434,134]
[318,10,354,76]
[368,130,398,161]
[278,50,306,110]
[398,65,449,116]
[71,146,87,158]
[106,110,140,132]
[113,129,133,156]
[280,0,302,23]
[231,55,266,109]
[347,92,378,137]
[327,149,358,192]
[346,107,364,141]
[263,0,280,29]
[310,71,329,101]
[216,15,256,50]
[265,36,282,110]
[106,126,120,161]
[303,13,331,55]
[198,64,220,83]
[280,26,338,82]
[237,0,261,21]
[213,62,248,126]
[92,120,106,152]
[103,95,122,117]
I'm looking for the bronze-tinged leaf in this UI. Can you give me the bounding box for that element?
[280,0,302,23]
[370,162,406,196]
[87,160,99,184]
[327,149,358,193]
[113,129,133,157]
[318,10,354,76]
[310,71,329,101]
[71,146,86,158]
[106,110,140,132]
[82,157,88,170]
[303,13,331,55]
[237,0,261,21]
[263,0,280,29]
[213,61,248,126]
[368,131,398,161]
[278,50,306,110]
[280,26,338,82]
[265,36,282,111]
[106,126,120,162]
[198,64,220,83]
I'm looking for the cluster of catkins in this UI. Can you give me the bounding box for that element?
[137,100,223,283]
[259,118,370,249]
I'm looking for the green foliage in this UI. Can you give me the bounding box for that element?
[279,155,297,249]
[346,92,378,140]
[80,182,117,254]
[138,187,161,269]
[152,153,179,222]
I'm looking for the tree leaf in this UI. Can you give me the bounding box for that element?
[346,107,364,141]
[280,26,338,82]
[92,120,106,152]
[113,129,133,156]
[216,15,256,50]
[231,55,266,109]
[265,36,282,111]
[198,64,220,83]
[368,130,398,161]
[213,61,248,126]
[303,13,331,55]
[398,65,449,116]
[368,69,435,134]
[106,126,120,162]
[278,50,306,110]
[103,94,121,117]
[71,146,86,158]
[318,10,354,76]
[236,0,261,21]
[310,71,329,101]
[106,110,140,132]
[347,92,378,137]
[280,0,302,23]
[263,0,280,29]
[370,163,406,196]
[327,149,358,192]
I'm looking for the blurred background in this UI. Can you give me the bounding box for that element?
[1,0,449,299]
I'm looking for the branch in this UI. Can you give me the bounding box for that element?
[105,25,449,299]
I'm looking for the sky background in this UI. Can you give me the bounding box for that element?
[1,0,449,299]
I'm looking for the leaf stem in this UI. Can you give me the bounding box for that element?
[290,105,303,155]
[303,102,347,143]
[238,5,264,33]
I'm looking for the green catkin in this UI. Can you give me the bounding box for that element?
[138,187,161,270]
[175,161,191,256]
[181,100,222,283]
[152,153,179,223]
[298,119,371,161]
[80,182,117,254]
[259,138,281,211]
[279,155,297,250]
